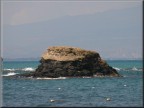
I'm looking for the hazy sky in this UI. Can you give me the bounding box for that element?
[1,0,142,59]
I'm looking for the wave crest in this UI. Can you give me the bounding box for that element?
[2,72,18,76]
[113,67,121,71]
[36,77,67,80]
[22,67,35,71]
[4,68,15,71]
[3,67,35,72]
[113,66,142,72]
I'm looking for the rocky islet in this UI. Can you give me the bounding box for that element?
[22,46,122,78]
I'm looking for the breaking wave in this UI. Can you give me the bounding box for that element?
[3,67,35,72]
[3,68,15,71]
[36,77,67,80]
[22,67,35,71]
[2,72,18,76]
[113,66,143,72]
[113,67,121,71]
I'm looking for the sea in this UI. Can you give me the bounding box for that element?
[2,60,143,107]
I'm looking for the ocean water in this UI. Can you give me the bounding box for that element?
[2,60,143,107]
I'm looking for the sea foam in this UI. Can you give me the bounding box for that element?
[113,67,121,71]
[36,77,67,80]
[4,68,15,71]
[22,67,35,71]
[3,72,18,76]
[3,67,35,72]
[113,66,142,72]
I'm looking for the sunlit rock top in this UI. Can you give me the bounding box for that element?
[42,46,100,61]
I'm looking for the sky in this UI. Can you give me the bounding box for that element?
[1,0,142,59]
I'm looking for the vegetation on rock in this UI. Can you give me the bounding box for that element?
[42,46,99,61]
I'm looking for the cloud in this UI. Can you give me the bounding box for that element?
[2,1,142,25]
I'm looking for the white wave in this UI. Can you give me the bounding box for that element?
[131,66,138,71]
[36,77,67,80]
[113,67,121,71]
[4,67,35,72]
[2,72,18,76]
[4,68,15,71]
[22,67,35,71]
[113,66,142,72]
[82,76,91,78]
[129,67,142,71]
[58,77,67,79]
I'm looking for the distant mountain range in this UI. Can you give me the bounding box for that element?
[3,6,142,59]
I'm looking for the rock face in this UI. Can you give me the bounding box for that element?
[23,46,121,78]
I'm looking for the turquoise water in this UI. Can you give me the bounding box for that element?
[2,60,143,107]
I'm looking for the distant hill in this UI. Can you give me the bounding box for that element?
[3,6,142,59]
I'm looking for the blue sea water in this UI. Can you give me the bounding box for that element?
[2,60,143,107]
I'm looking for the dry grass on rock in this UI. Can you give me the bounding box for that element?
[42,46,99,61]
